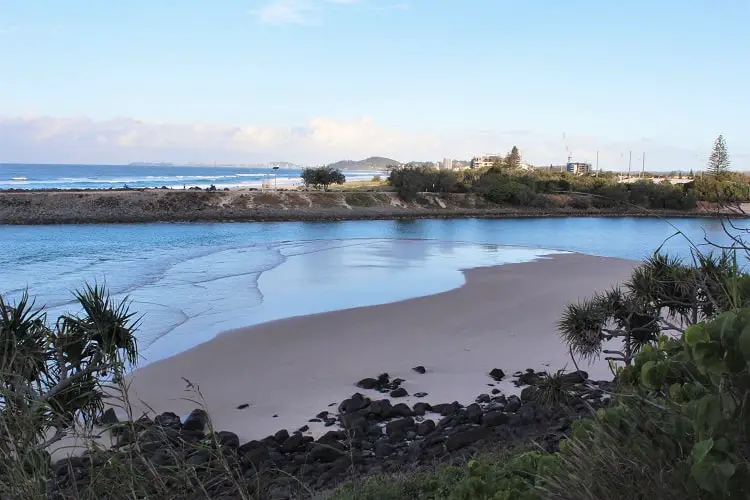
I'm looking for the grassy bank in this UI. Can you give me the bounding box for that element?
[0,189,745,225]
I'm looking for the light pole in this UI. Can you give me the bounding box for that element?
[272,166,279,190]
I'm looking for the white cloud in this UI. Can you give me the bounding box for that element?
[0,113,742,171]
[253,0,314,25]
[252,0,362,25]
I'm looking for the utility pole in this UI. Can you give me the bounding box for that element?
[596,150,599,172]
[628,150,632,178]
[641,152,645,178]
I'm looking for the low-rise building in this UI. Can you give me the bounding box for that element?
[566,162,592,175]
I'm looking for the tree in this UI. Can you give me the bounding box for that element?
[0,285,139,457]
[300,166,346,191]
[707,135,731,177]
[505,146,522,170]
[558,252,740,365]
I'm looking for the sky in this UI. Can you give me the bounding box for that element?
[0,0,748,170]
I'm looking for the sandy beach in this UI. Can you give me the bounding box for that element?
[123,252,635,442]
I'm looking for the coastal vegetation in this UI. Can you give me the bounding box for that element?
[300,166,346,191]
[387,138,750,209]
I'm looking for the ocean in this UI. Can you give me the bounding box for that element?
[0,163,380,190]
[0,217,743,366]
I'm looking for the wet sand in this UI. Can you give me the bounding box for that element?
[125,253,636,442]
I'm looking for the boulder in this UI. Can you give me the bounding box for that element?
[274,429,290,444]
[280,433,305,453]
[388,403,414,418]
[561,370,589,384]
[482,411,508,427]
[216,431,240,450]
[182,409,209,432]
[520,386,539,402]
[445,427,491,452]
[489,368,505,381]
[505,395,522,413]
[475,394,491,404]
[100,408,119,425]
[309,443,344,463]
[369,399,393,419]
[416,419,436,436]
[412,402,431,416]
[389,388,408,398]
[339,393,370,414]
[432,402,460,416]
[154,412,181,430]
[412,366,426,374]
[356,378,379,390]
[386,417,415,439]
[465,403,483,424]
[374,441,394,458]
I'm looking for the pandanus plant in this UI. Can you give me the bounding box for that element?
[558,251,747,366]
[0,284,140,453]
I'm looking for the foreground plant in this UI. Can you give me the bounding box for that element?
[0,284,139,495]
[558,251,745,365]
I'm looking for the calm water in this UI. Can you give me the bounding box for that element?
[0,217,743,364]
[0,163,377,190]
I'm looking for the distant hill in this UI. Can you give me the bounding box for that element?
[328,157,401,171]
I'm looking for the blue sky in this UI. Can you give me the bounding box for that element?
[0,0,748,170]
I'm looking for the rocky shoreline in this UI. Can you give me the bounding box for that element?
[0,189,742,225]
[50,368,613,499]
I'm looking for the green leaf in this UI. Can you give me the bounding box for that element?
[691,438,714,464]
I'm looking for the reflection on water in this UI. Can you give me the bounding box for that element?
[1,217,747,364]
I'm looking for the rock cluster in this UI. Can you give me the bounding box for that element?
[49,368,610,498]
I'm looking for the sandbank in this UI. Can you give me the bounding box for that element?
[122,253,635,442]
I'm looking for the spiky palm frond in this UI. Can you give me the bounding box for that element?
[626,253,696,318]
[69,283,140,369]
[534,369,575,408]
[0,291,50,383]
[558,295,611,361]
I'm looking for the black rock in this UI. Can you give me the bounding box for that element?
[182,409,209,432]
[356,378,379,390]
[465,403,483,424]
[412,366,426,374]
[339,393,370,414]
[412,402,431,416]
[388,403,414,418]
[241,447,270,469]
[298,425,310,433]
[561,370,589,384]
[386,417,415,439]
[482,411,508,427]
[475,394,491,404]
[316,411,329,419]
[445,427,491,452]
[505,395,522,413]
[236,403,250,410]
[274,429,290,444]
[309,418,322,423]
[310,443,344,463]
[489,368,506,381]
[416,419,436,436]
[375,441,394,458]
[216,431,240,450]
[377,373,390,384]
[390,388,408,398]
[273,414,279,418]
[154,412,181,430]
[432,402,460,416]
[281,433,305,453]
[100,408,119,425]
[369,399,393,419]
[491,388,501,395]
[414,392,428,398]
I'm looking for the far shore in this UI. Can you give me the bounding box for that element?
[0,188,746,225]
[124,253,636,443]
